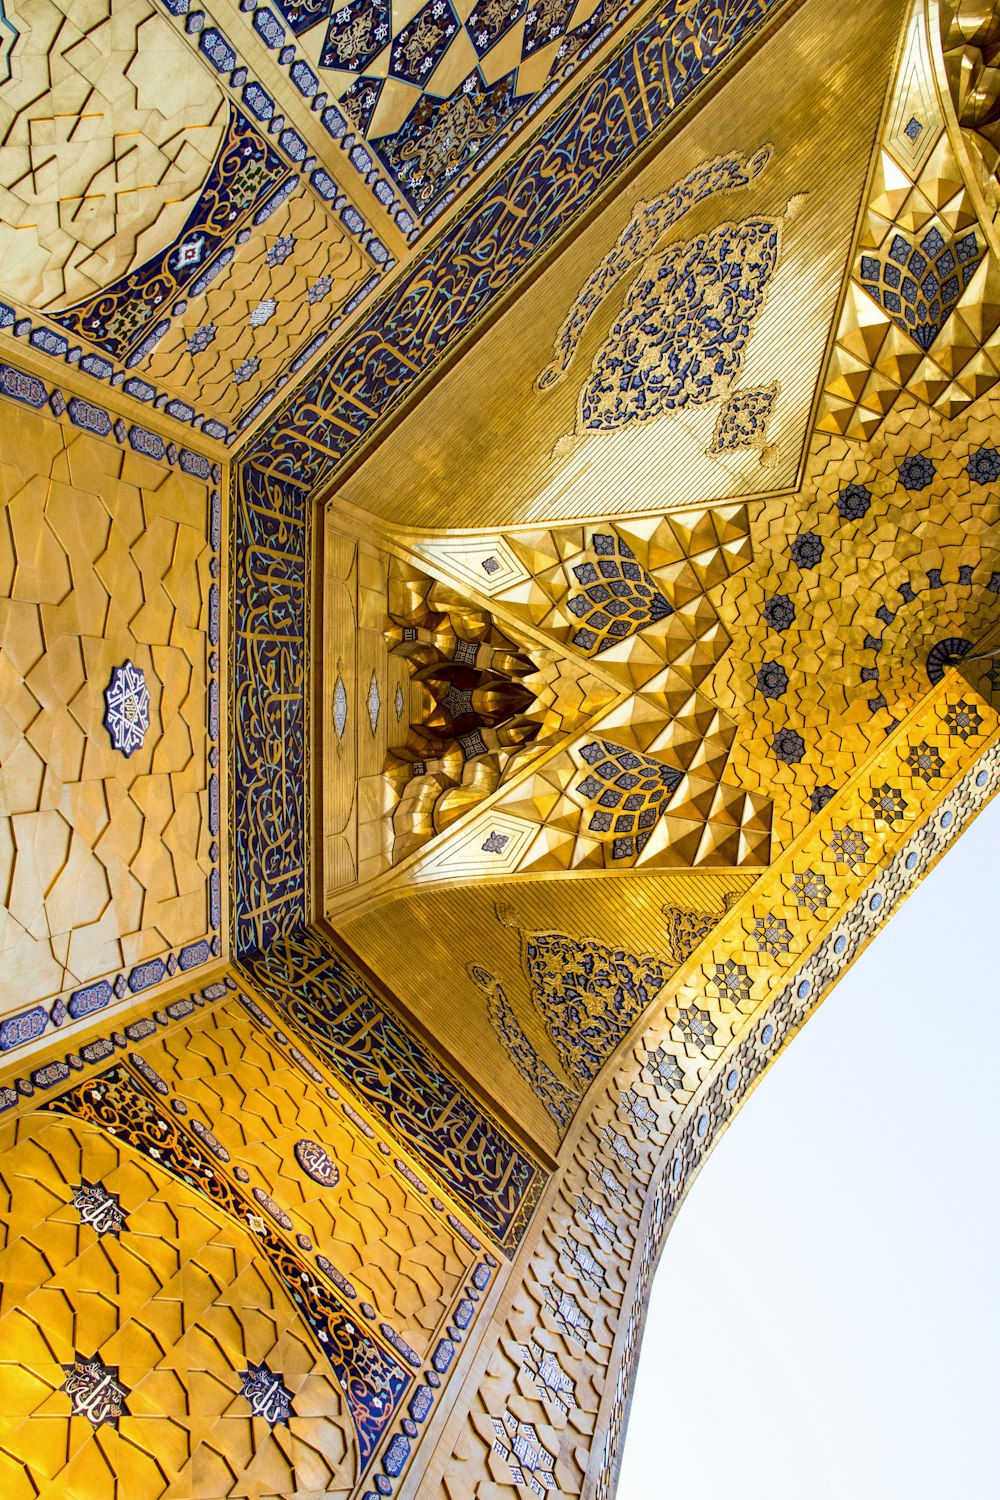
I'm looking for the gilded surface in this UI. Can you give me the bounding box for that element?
[338,871,756,1154]
[139,996,476,1353]
[333,0,899,529]
[0,0,227,310]
[0,390,220,1017]
[0,1108,356,1497]
[6,0,1000,1496]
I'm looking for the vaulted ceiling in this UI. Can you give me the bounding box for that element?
[2,0,1000,1155]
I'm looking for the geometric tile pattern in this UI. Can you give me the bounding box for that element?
[860,226,984,349]
[291,0,647,218]
[709,395,1000,855]
[141,997,477,1355]
[0,395,218,1017]
[450,506,772,874]
[448,680,1000,1500]
[817,5,1000,438]
[0,1109,356,1497]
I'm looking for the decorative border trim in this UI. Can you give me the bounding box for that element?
[161,0,414,239]
[245,0,791,489]
[2,965,502,1494]
[0,976,237,1107]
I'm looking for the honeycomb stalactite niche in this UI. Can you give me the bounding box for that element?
[6,0,1000,1497]
[322,529,619,905]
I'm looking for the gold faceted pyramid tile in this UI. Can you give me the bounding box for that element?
[517,825,578,872]
[858,368,904,415]
[695,822,745,866]
[567,835,608,870]
[907,354,953,405]
[893,188,941,232]
[687,548,734,593]
[641,678,709,720]
[645,559,705,607]
[738,824,773,864]
[933,379,975,418]
[918,133,969,210]
[824,344,875,401]
[815,391,866,435]
[683,634,735,686]
[923,309,984,378]
[493,578,554,620]
[836,282,893,364]
[668,510,720,558]
[613,514,662,558]
[717,534,755,575]
[555,527,587,560]
[659,774,722,822]
[673,592,723,633]
[959,346,1000,402]
[956,256,1000,342]
[846,404,892,439]
[673,699,730,744]
[873,322,926,386]
[539,793,590,833]
[641,526,689,571]
[706,783,754,825]
[736,787,774,833]
[508,530,567,575]
[867,149,916,223]
[636,816,705,868]
[591,696,676,751]
[533,562,575,601]
[692,506,745,550]
[653,608,701,653]
[683,738,736,782]
[860,207,897,249]
[934,185,980,232]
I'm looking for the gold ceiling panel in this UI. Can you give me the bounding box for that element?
[335,868,757,1154]
[0,0,228,311]
[0,1109,356,1496]
[0,390,220,1020]
[332,0,901,531]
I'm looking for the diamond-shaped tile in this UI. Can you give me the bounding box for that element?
[367,671,381,734]
[334,675,348,738]
[394,683,404,720]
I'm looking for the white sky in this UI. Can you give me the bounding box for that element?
[618,792,1000,1500]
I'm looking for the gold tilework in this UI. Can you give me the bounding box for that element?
[0,1109,355,1498]
[0,0,227,310]
[0,397,217,1011]
[333,0,901,530]
[140,997,476,1352]
[136,186,372,424]
[5,1,1000,1498]
[707,388,1000,854]
[338,869,757,1153]
[427,673,1000,1500]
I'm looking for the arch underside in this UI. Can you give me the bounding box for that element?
[1,0,999,1496]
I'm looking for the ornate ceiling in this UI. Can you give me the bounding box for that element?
[0,0,999,1494]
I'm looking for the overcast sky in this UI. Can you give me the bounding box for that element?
[618,792,1000,1500]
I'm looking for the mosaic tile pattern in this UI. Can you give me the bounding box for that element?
[434,681,1000,1500]
[0,381,221,1024]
